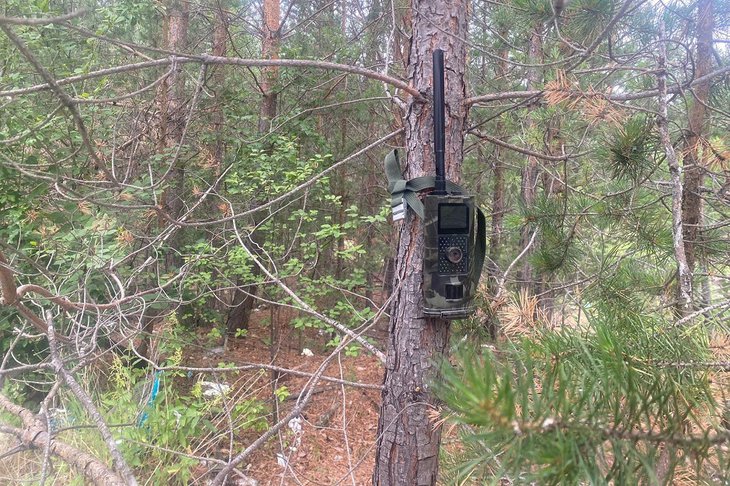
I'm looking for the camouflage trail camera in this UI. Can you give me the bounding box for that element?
[422,193,484,318]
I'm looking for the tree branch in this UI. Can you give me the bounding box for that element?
[0,395,125,486]
[0,10,88,26]
[45,312,138,486]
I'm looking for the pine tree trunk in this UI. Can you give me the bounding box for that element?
[140,0,188,357]
[517,23,543,295]
[538,119,565,320]
[158,0,189,245]
[373,1,467,484]
[227,0,280,335]
[681,0,714,301]
[259,0,280,134]
[210,5,227,176]
[485,33,509,339]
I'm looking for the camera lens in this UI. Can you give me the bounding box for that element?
[446,246,463,264]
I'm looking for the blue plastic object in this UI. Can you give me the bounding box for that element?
[136,370,162,427]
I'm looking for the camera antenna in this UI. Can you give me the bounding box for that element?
[433,49,446,195]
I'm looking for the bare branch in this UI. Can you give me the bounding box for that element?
[0,395,125,486]
[0,10,88,26]
[0,55,424,101]
[656,20,692,315]
[155,363,383,390]
[210,290,395,485]
[45,312,138,486]
[0,24,116,183]
[465,64,730,106]
[470,129,572,161]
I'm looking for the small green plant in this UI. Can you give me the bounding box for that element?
[206,326,223,343]
[274,385,290,403]
[344,344,361,357]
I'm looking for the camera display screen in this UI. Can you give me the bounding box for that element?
[438,204,469,233]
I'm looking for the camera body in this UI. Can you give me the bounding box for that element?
[422,193,479,319]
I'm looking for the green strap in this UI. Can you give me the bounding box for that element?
[474,205,486,285]
[384,149,486,282]
[384,149,463,219]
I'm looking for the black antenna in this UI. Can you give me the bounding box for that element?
[433,49,446,195]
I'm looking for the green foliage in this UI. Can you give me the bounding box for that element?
[567,0,618,43]
[225,136,330,200]
[274,385,290,403]
[527,195,581,275]
[437,313,718,485]
[600,115,658,183]
[101,356,267,484]
[1,0,728,482]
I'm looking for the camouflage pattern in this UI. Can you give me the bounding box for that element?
[422,194,481,319]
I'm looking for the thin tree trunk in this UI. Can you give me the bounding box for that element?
[538,119,565,320]
[227,0,280,336]
[681,0,714,303]
[657,19,692,316]
[517,22,543,295]
[259,0,280,134]
[485,31,509,339]
[210,5,228,176]
[373,1,468,484]
[141,0,188,357]
[158,0,189,258]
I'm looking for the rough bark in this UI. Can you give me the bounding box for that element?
[681,0,714,297]
[210,5,228,175]
[258,0,280,134]
[373,1,468,484]
[657,20,693,316]
[158,0,190,238]
[141,0,189,356]
[0,421,125,486]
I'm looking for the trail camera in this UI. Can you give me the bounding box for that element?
[421,50,485,319]
[422,193,482,318]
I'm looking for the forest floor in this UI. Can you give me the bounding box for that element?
[184,307,387,486]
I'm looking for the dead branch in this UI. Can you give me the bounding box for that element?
[0,396,125,486]
[0,10,88,26]
[45,312,138,486]
[465,64,730,106]
[156,363,383,390]
[0,55,423,101]
[0,250,17,305]
[656,21,693,315]
[210,290,397,485]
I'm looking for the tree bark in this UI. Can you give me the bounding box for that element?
[657,19,693,316]
[210,5,228,175]
[373,1,467,484]
[259,0,280,134]
[139,0,189,357]
[158,0,189,239]
[681,0,714,300]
